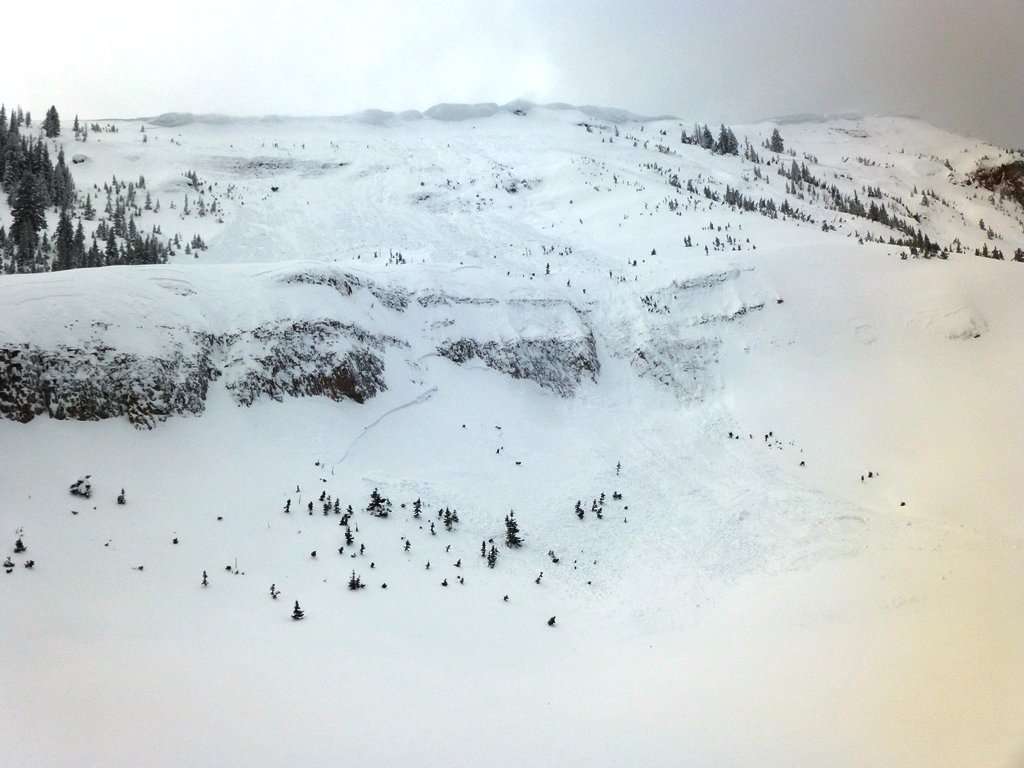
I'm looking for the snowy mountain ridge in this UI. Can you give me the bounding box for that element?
[143,100,678,128]
[2,102,1024,768]
[3,103,1022,430]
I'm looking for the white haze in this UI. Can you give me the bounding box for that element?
[5,0,1024,148]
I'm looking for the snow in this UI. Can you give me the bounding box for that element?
[2,103,1023,767]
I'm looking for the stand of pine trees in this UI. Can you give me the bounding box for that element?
[0,102,173,274]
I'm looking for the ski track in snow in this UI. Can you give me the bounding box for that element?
[333,384,439,466]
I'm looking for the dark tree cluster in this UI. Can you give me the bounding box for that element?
[0,103,184,274]
[366,488,391,518]
[977,243,1006,260]
[681,123,739,156]
[76,174,171,269]
[439,506,460,531]
[0,103,76,273]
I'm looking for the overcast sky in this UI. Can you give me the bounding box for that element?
[7,0,1024,147]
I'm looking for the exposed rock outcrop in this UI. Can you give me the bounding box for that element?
[437,333,599,397]
[972,161,1024,210]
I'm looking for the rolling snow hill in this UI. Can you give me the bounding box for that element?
[2,103,1023,768]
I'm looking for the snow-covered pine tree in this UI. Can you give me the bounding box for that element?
[292,601,305,620]
[367,488,391,517]
[43,106,60,138]
[504,511,523,548]
[53,208,74,271]
[347,571,364,590]
[12,170,46,273]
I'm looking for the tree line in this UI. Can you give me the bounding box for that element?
[0,103,175,274]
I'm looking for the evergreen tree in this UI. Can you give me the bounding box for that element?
[51,148,74,209]
[53,208,74,271]
[366,488,391,517]
[347,571,364,590]
[769,128,785,153]
[87,238,101,268]
[14,226,33,273]
[700,124,715,150]
[291,600,304,619]
[104,226,119,265]
[716,125,739,155]
[43,106,60,138]
[504,511,523,548]
[11,169,47,272]
[2,235,14,275]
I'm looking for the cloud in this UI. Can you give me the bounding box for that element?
[4,0,1023,147]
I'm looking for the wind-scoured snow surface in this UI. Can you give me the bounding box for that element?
[2,105,1023,768]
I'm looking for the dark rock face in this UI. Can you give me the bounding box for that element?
[0,342,216,428]
[224,320,391,407]
[437,333,599,397]
[972,161,1024,210]
[0,319,393,429]
[284,270,410,311]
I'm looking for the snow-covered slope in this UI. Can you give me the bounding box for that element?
[2,104,1023,768]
